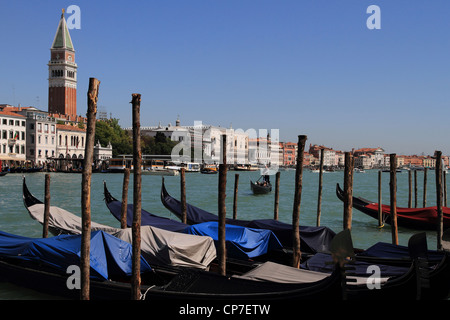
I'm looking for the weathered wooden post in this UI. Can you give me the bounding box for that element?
[81,77,100,300]
[218,134,227,275]
[316,148,324,226]
[408,170,412,208]
[423,167,427,207]
[233,173,239,220]
[436,151,443,250]
[180,168,187,224]
[414,170,418,208]
[120,168,130,229]
[378,170,382,227]
[292,135,306,268]
[43,174,51,238]
[273,171,280,220]
[390,154,399,245]
[131,93,142,300]
[343,152,354,230]
[444,171,447,207]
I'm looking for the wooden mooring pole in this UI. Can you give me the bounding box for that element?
[316,149,324,227]
[81,77,100,300]
[131,93,142,300]
[414,170,418,208]
[43,174,50,238]
[390,154,398,245]
[120,168,130,229]
[218,134,227,275]
[233,174,239,220]
[408,170,412,208]
[292,135,306,268]
[343,152,354,230]
[273,171,280,220]
[180,168,187,224]
[378,170,382,227]
[436,151,443,250]
[423,167,428,207]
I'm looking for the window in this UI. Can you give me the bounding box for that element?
[2,119,6,125]
[30,123,34,130]
[51,125,55,133]
[37,123,42,132]
[21,121,25,127]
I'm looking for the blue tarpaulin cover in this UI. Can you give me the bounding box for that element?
[0,230,152,280]
[357,241,444,262]
[161,181,336,253]
[183,221,283,260]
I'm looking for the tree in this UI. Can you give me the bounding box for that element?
[95,120,178,157]
[95,119,132,157]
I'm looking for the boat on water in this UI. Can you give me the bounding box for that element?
[141,167,179,176]
[103,182,285,262]
[336,183,450,230]
[250,175,272,194]
[15,179,351,301]
[22,177,216,270]
[160,178,335,253]
[200,164,218,174]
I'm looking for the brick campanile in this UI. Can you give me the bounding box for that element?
[48,9,77,119]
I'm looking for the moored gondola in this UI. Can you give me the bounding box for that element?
[336,183,450,230]
[161,178,336,254]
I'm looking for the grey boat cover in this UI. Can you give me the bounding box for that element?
[234,261,329,283]
[26,203,216,270]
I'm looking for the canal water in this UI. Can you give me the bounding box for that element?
[0,169,444,299]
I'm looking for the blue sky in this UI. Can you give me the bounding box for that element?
[1,1,449,155]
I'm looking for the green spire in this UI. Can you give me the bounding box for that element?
[51,9,74,50]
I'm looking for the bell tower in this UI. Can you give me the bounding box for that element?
[48,9,77,119]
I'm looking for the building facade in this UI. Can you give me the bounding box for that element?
[0,109,27,166]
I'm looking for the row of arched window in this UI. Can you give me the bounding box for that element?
[51,70,76,78]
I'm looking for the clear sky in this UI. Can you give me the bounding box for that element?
[1,1,449,156]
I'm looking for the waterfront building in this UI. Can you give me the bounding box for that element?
[139,118,249,165]
[0,107,27,167]
[282,142,297,166]
[48,10,78,119]
[16,107,57,166]
[94,140,113,168]
[55,124,86,170]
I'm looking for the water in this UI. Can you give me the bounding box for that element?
[0,169,444,299]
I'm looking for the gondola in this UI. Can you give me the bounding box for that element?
[250,175,272,194]
[103,182,285,262]
[18,179,443,300]
[161,178,336,254]
[22,177,217,270]
[336,183,450,230]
